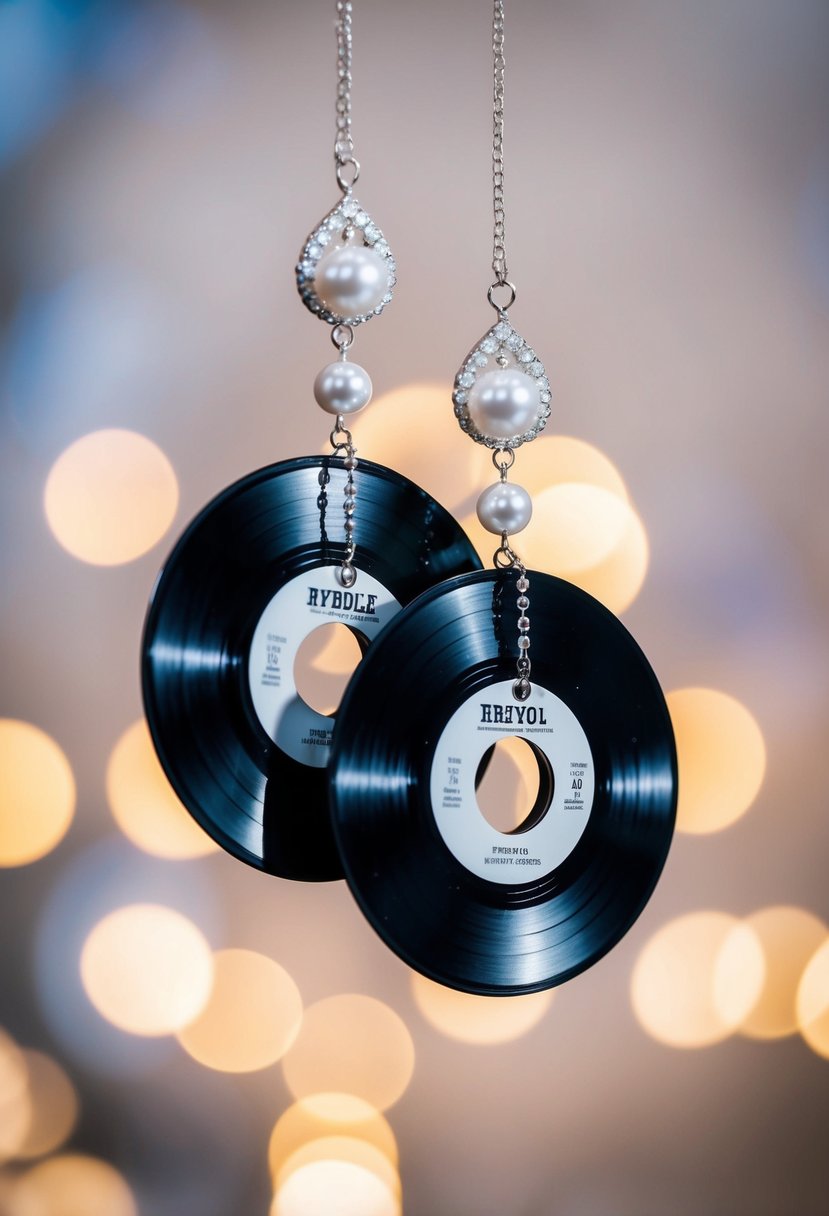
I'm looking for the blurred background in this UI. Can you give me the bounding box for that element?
[1,0,829,1213]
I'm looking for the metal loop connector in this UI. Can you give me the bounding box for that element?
[492,447,515,478]
[335,155,360,192]
[487,280,517,313]
[331,323,354,354]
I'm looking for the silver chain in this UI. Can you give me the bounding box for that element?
[334,1,360,191]
[492,0,507,286]
[329,416,358,587]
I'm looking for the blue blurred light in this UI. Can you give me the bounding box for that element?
[2,263,179,455]
[0,0,81,165]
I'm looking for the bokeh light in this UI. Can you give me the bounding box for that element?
[271,1152,401,1216]
[0,1029,31,1162]
[269,1093,398,1185]
[558,499,649,614]
[411,972,553,1045]
[464,498,649,615]
[107,720,217,860]
[80,904,214,1037]
[294,623,364,716]
[797,938,829,1059]
[177,948,302,1072]
[16,1050,78,1160]
[0,719,75,867]
[460,431,647,616]
[738,906,828,1040]
[282,995,415,1112]
[8,1154,137,1216]
[525,483,632,572]
[631,912,765,1049]
[666,688,766,834]
[710,922,766,1032]
[275,1135,401,1196]
[44,428,178,565]
[474,735,541,833]
[357,383,479,511]
[35,837,223,1077]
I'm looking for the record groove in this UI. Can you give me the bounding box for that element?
[141,456,481,881]
[329,569,677,992]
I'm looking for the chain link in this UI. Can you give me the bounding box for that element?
[492,0,507,286]
[334,2,360,190]
[329,416,358,586]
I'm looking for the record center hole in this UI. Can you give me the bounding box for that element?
[474,736,554,834]
[294,623,368,717]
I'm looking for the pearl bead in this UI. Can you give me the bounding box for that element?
[476,481,533,535]
[313,360,373,415]
[467,368,540,441]
[313,245,391,316]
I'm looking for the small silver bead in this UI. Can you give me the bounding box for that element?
[516,576,529,592]
[517,595,529,610]
[517,616,530,631]
[518,635,530,650]
[344,455,358,470]
[344,518,355,532]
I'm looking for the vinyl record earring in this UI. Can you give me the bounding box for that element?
[330,0,677,990]
[141,0,480,882]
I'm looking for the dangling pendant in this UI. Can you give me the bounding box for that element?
[452,317,551,449]
[296,194,396,326]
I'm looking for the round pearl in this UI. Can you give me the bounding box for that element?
[313,245,391,316]
[467,368,540,441]
[476,481,533,535]
[313,360,373,415]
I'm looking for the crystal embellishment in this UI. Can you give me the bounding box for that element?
[452,320,552,449]
[296,193,396,325]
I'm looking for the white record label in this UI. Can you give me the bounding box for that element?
[430,680,594,883]
[248,566,399,767]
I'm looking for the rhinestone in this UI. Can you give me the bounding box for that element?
[453,390,468,406]
[342,199,358,217]
[506,333,523,351]
[474,352,488,367]
[480,337,498,354]
[458,372,475,389]
[317,229,331,245]
[355,211,368,227]
[540,391,551,404]
[308,242,322,259]
[539,377,550,392]
[529,360,544,377]
[518,348,534,363]
[364,225,378,243]
[493,321,510,340]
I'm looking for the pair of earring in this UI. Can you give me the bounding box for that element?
[142,0,676,996]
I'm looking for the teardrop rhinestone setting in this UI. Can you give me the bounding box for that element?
[296,193,396,326]
[452,319,551,449]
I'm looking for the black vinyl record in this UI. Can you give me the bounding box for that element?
[329,569,677,994]
[141,456,481,882]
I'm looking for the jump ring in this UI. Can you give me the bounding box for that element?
[487,280,517,313]
[335,156,360,192]
[331,323,354,353]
